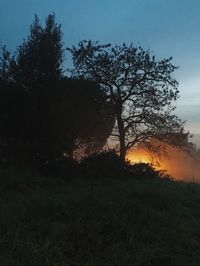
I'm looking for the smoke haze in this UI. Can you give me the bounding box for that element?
[127,140,200,183]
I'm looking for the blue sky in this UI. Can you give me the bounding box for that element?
[1,0,200,135]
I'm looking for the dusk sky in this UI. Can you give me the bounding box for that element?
[1,0,200,138]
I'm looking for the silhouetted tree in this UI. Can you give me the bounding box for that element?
[0,77,115,164]
[11,13,64,87]
[0,17,116,166]
[37,78,115,159]
[68,41,183,161]
[0,45,12,82]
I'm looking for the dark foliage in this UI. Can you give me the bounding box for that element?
[0,14,115,168]
[0,78,115,166]
[33,156,78,178]
[79,151,167,180]
[68,40,182,161]
[80,151,131,178]
[0,14,182,181]
[54,78,115,157]
[1,164,200,265]
[129,162,164,179]
[11,13,64,86]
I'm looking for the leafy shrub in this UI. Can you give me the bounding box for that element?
[79,151,130,178]
[34,156,78,178]
[130,162,165,179]
[79,152,170,180]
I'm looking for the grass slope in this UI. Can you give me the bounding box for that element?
[0,166,200,266]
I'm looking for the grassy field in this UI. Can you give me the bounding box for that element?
[0,166,200,265]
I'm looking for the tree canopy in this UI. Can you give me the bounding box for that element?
[11,13,64,87]
[68,40,183,161]
[0,14,188,169]
[0,16,115,166]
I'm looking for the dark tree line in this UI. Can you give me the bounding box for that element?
[0,14,115,167]
[0,13,187,170]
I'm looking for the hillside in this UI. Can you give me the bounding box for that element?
[1,166,200,266]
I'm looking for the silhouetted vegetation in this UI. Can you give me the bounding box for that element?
[11,13,64,85]
[0,14,115,169]
[1,164,200,265]
[1,12,200,266]
[0,78,115,167]
[68,40,184,161]
[79,151,167,180]
[129,162,168,179]
[1,13,187,168]
[80,151,130,178]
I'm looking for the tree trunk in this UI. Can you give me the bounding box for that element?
[119,138,126,162]
[116,104,126,162]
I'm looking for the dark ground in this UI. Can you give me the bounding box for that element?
[0,166,200,266]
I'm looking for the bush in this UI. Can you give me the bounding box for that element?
[33,156,78,179]
[79,151,130,178]
[130,162,165,179]
[79,152,170,180]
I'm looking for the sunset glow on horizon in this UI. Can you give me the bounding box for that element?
[126,145,200,183]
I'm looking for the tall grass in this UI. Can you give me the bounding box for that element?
[0,165,200,265]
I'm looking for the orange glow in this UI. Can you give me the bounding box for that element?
[126,148,167,173]
[126,144,200,183]
[126,149,153,164]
